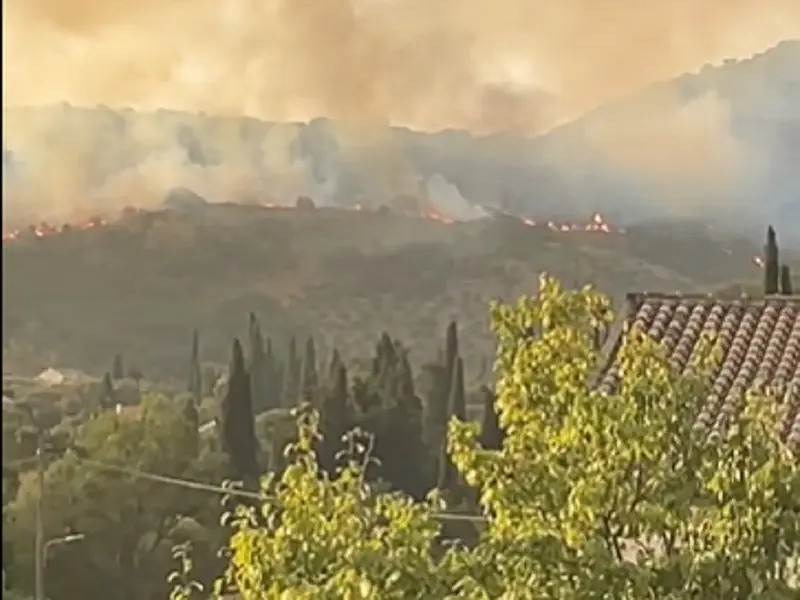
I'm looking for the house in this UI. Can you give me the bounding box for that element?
[596,292,800,449]
[35,367,95,387]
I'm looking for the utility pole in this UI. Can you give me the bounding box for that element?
[34,433,44,600]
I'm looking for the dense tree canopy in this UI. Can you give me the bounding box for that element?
[5,394,226,600]
[194,275,799,599]
[3,275,798,599]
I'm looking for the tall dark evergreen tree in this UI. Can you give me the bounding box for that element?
[479,386,503,450]
[282,336,301,407]
[248,314,271,413]
[301,336,318,405]
[398,353,415,399]
[188,329,202,404]
[99,372,115,409]
[780,265,793,295]
[318,363,350,474]
[448,357,467,422]
[444,321,459,398]
[420,362,450,452]
[112,353,125,381]
[437,357,466,496]
[328,347,343,383]
[264,337,281,412]
[764,226,780,294]
[182,395,200,458]
[220,339,260,483]
[359,336,430,498]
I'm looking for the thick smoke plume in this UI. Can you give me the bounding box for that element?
[2,0,799,224]
[5,0,798,128]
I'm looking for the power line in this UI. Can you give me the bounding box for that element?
[5,452,486,523]
[74,456,488,523]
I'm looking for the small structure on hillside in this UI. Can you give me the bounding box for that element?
[35,367,94,387]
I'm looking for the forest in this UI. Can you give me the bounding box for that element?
[3,275,798,599]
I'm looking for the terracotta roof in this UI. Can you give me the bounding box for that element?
[597,293,800,448]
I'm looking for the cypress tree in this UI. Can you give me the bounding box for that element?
[269,344,284,411]
[780,265,793,295]
[420,362,449,451]
[437,357,466,495]
[283,336,301,407]
[99,372,115,410]
[182,394,200,458]
[301,336,318,405]
[319,363,350,474]
[372,333,398,400]
[764,226,780,294]
[328,347,343,383]
[361,337,429,498]
[220,339,260,483]
[188,329,202,404]
[448,357,467,421]
[248,315,270,413]
[479,386,503,450]
[444,321,459,397]
[264,337,281,411]
[112,353,125,381]
[398,353,415,399]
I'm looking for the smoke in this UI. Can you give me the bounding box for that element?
[5,0,799,129]
[2,0,799,223]
[425,174,487,221]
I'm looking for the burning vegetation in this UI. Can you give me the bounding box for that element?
[0,200,767,272]
[1,201,625,245]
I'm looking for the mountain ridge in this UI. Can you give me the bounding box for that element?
[3,40,799,238]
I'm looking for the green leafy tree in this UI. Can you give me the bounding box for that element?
[186,275,799,599]
[220,339,259,484]
[6,395,224,600]
[449,274,800,598]
[209,408,460,599]
[477,385,502,451]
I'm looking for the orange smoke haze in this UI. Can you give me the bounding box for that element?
[4,0,799,130]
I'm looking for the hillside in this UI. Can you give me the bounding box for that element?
[4,202,791,379]
[3,41,799,237]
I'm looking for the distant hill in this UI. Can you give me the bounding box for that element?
[4,203,796,379]
[523,40,800,232]
[3,41,799,240]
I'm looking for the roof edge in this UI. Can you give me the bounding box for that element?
[625,291,800,309]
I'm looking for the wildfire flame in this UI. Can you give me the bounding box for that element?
[1,204,766,271]
[2,216,107,243]
[5,204,619,243]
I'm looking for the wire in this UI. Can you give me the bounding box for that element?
[2,456,39,469]
[75,456,487,523]
[4,451,486,523]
